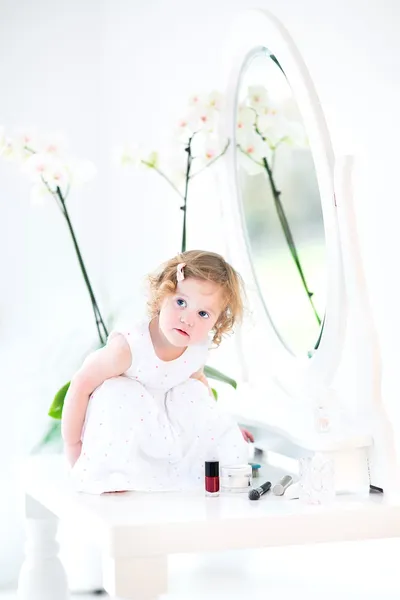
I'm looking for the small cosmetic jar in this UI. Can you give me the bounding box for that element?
[249,462,261,478]
[221,464,252,493]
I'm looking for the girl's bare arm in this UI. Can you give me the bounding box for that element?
[61,333,132,465]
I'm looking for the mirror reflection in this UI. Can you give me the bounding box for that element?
[235,48,326,357]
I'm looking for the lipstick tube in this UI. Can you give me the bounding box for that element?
[205,461,219,497]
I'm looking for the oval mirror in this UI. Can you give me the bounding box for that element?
[222,8,345,399]
[235,48,326,358]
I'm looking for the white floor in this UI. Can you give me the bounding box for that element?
[3,538,400,599]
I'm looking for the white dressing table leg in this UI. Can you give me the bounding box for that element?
[103,554,168,600]
[18,494,69,600]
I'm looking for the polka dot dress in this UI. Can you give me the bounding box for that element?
[71,320,248,494]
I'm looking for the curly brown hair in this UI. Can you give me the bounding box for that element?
[147,250,245,346]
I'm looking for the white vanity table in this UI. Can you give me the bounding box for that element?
[17,453,400,600]
[17,7,400,600]
[17,387,400,599]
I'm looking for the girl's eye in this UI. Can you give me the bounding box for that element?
[198,310,210,319]
[176,298,187,308]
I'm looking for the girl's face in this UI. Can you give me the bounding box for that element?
[158,277,224,347]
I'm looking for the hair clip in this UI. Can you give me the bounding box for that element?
[176,262,186,282]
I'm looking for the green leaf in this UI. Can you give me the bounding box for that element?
[48,381,70,420]
[211,388,218,401]
[204,365,237,390]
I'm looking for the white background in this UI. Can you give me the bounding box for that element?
[0,0,400,587]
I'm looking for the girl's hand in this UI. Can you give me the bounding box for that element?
[64,440,82,467]
[190,368,212,394]
[240,428,254,443]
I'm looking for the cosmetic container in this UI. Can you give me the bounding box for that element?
[205,461,220,497]
[272,475,294,496]
[221,464,252,493]
[249,463,261,478]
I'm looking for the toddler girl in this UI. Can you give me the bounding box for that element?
[61,250,252,493]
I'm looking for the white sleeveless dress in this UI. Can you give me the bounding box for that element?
[71,319,248,493]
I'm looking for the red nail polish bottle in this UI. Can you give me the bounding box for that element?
[205,461,219,497]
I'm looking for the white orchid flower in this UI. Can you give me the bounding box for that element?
[46,165,69,189]
[0,128,22,160]
[43,159,68,190]
[173,117,193,143]
[247,85,269,113]
[191,132,225,170]
[14,128,40,154]
[188,91,224,112]
[236,128,268,160]
[18,129,37,148]
[257,113,289,146]
[0,136,25,161]
[186,106,216,134]
[202,137,224,162]
[237,129,270,176]
[23,153,68,190]
[188,93,208,108]
[237,105,256,132]
[207,90,223,111]
[40,132,67,156]
[22,152,51,180]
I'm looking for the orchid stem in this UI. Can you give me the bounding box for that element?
[261,156,321,326]
[237,143,321,326]
[56,187,108,344]
[30,148,109,345]
[43,181,109,345]
[181,136,194,252]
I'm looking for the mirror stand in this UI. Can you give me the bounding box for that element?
[217,8,400,498]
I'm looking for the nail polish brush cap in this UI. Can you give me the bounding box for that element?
[205,461,219,477]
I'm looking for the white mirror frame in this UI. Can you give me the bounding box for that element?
[221,8,346,402]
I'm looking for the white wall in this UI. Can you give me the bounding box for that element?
[1,0,400,587]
